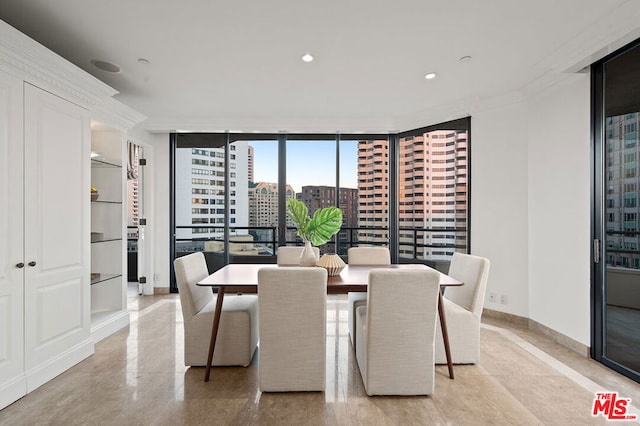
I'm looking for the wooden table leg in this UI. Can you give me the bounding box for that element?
[204,285,225,382]
[438,291,454,379]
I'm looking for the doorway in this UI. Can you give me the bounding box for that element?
[592,39,640,383]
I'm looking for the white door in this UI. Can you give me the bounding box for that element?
[0,71,26,407]
[23,83,92,390]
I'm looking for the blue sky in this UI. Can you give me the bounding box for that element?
[251,140,359,192]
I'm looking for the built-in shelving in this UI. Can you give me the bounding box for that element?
[90,273,122,286]
[90,127,129,342]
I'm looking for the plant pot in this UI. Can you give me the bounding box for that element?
[299,240,319,267]
[316,253,345,276]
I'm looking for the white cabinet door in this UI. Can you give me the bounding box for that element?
[23,83,92,390]
[0,71,26,407]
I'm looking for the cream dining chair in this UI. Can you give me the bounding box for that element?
[173,252,259,367]
[258,266,328,392]
[346,246,391,349]
[355,268,441,396]
[434,252,490,365]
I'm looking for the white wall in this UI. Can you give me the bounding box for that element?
[471,99,530,317]
[526,74,591,344]
[471,73,592,346]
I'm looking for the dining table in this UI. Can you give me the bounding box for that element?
[197,263,463,382]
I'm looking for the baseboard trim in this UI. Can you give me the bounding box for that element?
[528,319,590,357]
[91,310,130,343]
[154,287,170,295]
[25,337,94,393]
[483,308,590,357]
[0,374,27,410]
[483,308,529,328]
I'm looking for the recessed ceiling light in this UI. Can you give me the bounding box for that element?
[90,59,121,73]
[424,72,437,80]
[302,53,314,62]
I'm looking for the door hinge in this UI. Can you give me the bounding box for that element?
[594,239,600,263]
[139,158,146,166]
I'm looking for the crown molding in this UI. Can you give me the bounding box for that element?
[0,19,116,108]
[141,115,398,134]
[93,97,147,131]
[537,0,640,73]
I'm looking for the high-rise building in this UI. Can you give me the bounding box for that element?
[174,141,249,243]
[247,144,254,183]
[606,112,640,268]
[127,142,140,227]
[398,130,468,261]
[357,140,390,245]
[248,182,295,243]
[297,185,358,227]
[357,132,468,261]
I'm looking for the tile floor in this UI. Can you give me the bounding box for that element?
[1,292,640,425]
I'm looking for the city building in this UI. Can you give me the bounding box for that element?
[357,139,390,245]
[174,142,249,243]
[606,112,640,268]
[296,185,358,227]
[398,130,469,261]
[247,144,254,183]
[248,181,295,243]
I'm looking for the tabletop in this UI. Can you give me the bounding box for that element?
[197,263,462,294]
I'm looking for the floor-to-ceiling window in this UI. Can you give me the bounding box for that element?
[169,123,470,291]
[286,135,338,252]
[231,136,279,259]
[397,118,471,267]
[592,39,640,383]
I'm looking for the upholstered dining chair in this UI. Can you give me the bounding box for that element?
[258,267,327,392]
[355,268,441,396]
[276,245,320,265]
[347,246,391,348]
[173,252,259,367]
[434,252,490,365]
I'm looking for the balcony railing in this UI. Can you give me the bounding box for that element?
[173,225,467,261]
[605,230,640,269]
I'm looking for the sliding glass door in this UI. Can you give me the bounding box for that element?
[592,40,640,383]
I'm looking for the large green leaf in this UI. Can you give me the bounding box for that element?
[286,199,310,240]
[307,206,343,246]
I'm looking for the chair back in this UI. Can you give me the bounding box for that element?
[348,246,391,265]
[363,268,440,395]
[276,245,320,265]
[258,266,327,391]
[445,253,490,316]
[173,252,213,319]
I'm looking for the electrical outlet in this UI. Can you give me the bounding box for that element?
[153,273,159,282]
[500,294,507,305]
[489,292,497,303]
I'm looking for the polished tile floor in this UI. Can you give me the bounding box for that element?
[2,292,640,425]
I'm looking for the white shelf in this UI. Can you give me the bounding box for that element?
[90,127,129,342]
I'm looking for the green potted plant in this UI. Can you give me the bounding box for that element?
[286,198,343,266]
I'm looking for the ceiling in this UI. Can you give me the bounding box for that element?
[1,0,639,132]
